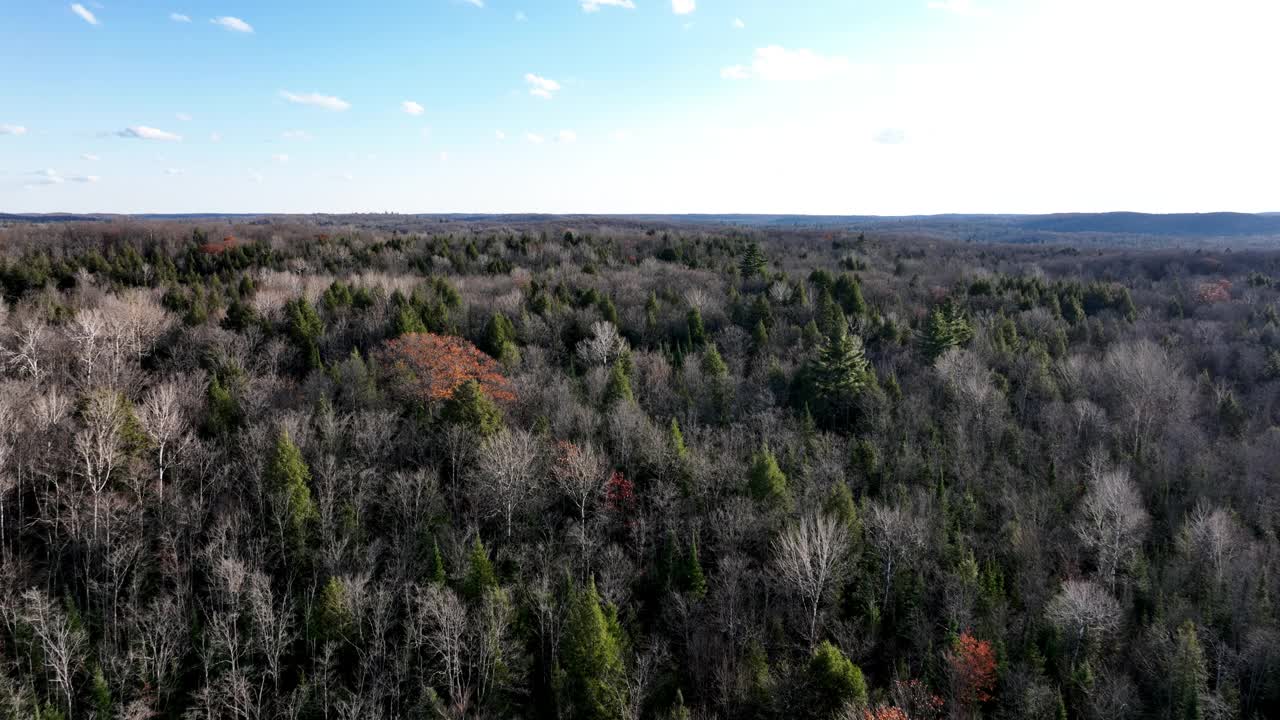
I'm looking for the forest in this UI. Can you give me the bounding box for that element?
[0,217,1277,720]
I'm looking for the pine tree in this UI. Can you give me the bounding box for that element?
[808,641,867,719]
[701,343,728,377]
[811,324,873,429]
[669,417,687,461]
[604,362,634,405]
[204,373,242,437]
[687,308,707,348]
[748,445,791,509]
[682,537,708,600]
[285,297,324,370]
[740,242,767,279]
[560,579,628,720]
[314,576,353,642]
[441,379,504,437]
[462,537,498,601]
[483,311,521,365]
[265,429,317,548]
[752,320,770,354]
[1171,621,1208,720]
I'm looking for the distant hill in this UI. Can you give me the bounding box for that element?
[1015,212,1280,236]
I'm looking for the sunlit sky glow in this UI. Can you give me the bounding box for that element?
[2,0,1278,214]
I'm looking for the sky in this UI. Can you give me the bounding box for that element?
[2,0,1278,215]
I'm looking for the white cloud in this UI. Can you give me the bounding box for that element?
[611,129,633,142]
[558,130,578,143]
[175,112,193,121]
[927,0,989,16]
[420,127,433,139]
[874,128,906,145]
[525,132,546,144]
[672,0,695,14]
[439,151,450,162]
[0,125,28,136]
[211,16,253,33]
[165,168,184,176]
[272,154,289,163]
[525,73,561,99]
[515,11,527,21]
[732,17,745,29]
[210,131,223,142]
[725,46,855,82]
[495,130,507,140]
[71,4,99,25]
[281,130,312,140]
[337,172,354,182]
[581,0,635,12]
[170,13,191,22]
[81,153,100,161]
[70,175,100,183]
[463,0,484,6]
[25,169,97,186]
[249,170,264,184]
[117,126,183,142]
[280,90,351,111]
[402,100,425,116]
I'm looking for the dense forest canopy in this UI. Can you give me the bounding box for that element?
[0,218,1278,720]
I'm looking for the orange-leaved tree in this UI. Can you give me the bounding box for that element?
[946,631,997,712]
[378,332,515,407]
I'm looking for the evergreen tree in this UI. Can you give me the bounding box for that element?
[748,445,791,509]
[1171,621,1208,720]
[740,242,767,279]
[265,429,317,548]
[559,579,628,720]
[669,417,687,461]
[817,289,846,339]
[807,641,867,719]
[204,373,242,437]
[834,274,867,318]
[752,319,770,354]
[598,296,620,326]
[314,576,353,642]
[682,536,708,600]
[645,291,661,336]
[462,537,498,601]
[687,308,707,348]
[604,362,634,405]
[285,297,324,370]
[441,379,504,437]
[923,301,973,362]
[701,343,728,377]
[483,311,521,365]
[430,535,448,585]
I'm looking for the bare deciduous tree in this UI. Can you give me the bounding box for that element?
[576,321,628,368]
[473,428,542,539]
[772,513,850,646]
[1046,579,1121,661]
[1075,462,1149,593]
[21,588,87,717]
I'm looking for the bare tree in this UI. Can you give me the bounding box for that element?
[1099,340,1192,457]
[75,390,127,546]
[1046,579,1121,662]
[1075,462,1149,593]
[1181,503,1245,589]
[772,513,850,646]
[21,588,87,717]
[551,440,608,576]
[139,381,193,500]
[472,428,542,539]
[576,321,628,368]
[0,316,49,381]
[866,501,928,609]
[413,583,470,712]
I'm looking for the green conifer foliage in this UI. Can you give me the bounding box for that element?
[559,579,628,720]
[740,242,767,279]
[748,445,791,509]
[265,429,317,547]
[807,641,867,718]
[442,379,504,437]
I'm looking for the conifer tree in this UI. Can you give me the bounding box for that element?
[559,579,628,720]
[430,535,448,586]
[687,308,707,348]
[701,343,728,378]
[462,537,498,601]
[265,429,317,548]
[682,536,708,600]
[740,242,767,279]
[808,641,867,718]
[204,374,241,437]
[483,311,521,365]
[669,417,687,461]
[748,445,791,509]
[604,362,634,405]
[1171,621,1208,720]
[442,379,504,437]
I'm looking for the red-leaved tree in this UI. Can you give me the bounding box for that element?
[378,332,515,406]
[946,631,997,713]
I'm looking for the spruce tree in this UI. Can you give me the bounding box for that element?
[748,445,791,509]
[687,308,707,348]
[314,576,353,642]
[483,311,520,365]
[265,429,317,548]
[204,374,242,437]
[740,242,767,279]
[462,537,498,601]
[604,362,634,405]
[701,343,728,378]
[669,417,687,460]
[807,641,867,719]
[441,380,504,437]
[1171,621,1208,720]
[682,537,708,600]
[559,579,627,720]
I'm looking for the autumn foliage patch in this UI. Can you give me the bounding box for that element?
[946,631,997,708]
[378,332,515,405]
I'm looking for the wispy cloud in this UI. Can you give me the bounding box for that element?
[558,130,578,143]
[249,170,264,184]
[175,112,193,122]
[0,125,28,136]
[524,73,561,99]
[26,169,99,188]
[271,154,289,164]
[70,4,99,25]
[281,130,313,140]
[165,168,184,176]
[439,151,450,162]
[462,0,484,6]
[170,12,191,22]
[672,0,695,15]
[581,0,635,12]
[82,153,100,161]
[211,16,253,33]
[525,132,546,144]
[723,46,855,82]
[732,18,745,29]
[515,11,527,21]
[71,174,100,183]
[495,130,507,141]
[402,100,425,116]
[280,91,351,111]
[210,132,223,142]
[116,126,183,142]
[874,128,906,145]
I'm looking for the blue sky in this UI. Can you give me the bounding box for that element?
[2,0,1278,214]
